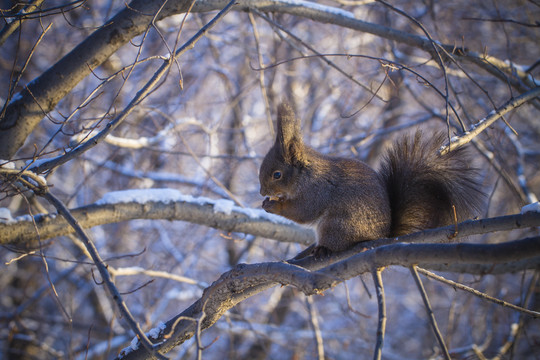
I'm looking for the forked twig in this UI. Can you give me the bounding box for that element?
[440,86,540,154]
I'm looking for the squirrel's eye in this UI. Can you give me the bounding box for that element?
[272,171,282,180]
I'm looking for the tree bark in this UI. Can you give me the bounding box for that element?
[0,0,192,158]
[0,198,315,246]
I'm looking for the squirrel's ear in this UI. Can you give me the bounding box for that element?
[276,103,307,166]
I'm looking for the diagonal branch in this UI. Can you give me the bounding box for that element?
[440,86,540,154]
[416,267,540,318]
[2,0,536,158]
[29,0,235,173]
[410,265,450,360]
[0,0,46,46]
[117,236,540,359]
[41,190,168,360]
[0,0,193,158]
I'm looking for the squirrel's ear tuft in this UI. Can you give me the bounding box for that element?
[276,102,308,166]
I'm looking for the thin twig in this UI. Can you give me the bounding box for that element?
[306,296,325,360]
[371,268,386,360]
[503,270,540,360]
[375,0,454,133]
[410,265,451,360]
[252,8,385,102]
[248,11,274,137]
[416,268,540,318]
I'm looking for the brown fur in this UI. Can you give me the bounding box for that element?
[259,103,485,253]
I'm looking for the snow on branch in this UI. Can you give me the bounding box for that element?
[440,87,540,155]
[0,188,314,246]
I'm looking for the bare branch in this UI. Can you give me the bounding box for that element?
[0,190,315,246]
[40,190,168,360]
[440,86,540,154]
[0,0,45,46]
[416,267,540,318]
[2,0,536,158]
[0,0,194,158]
[410,265,450,360]
[28,0,235,173]
[371,268,386,360]
[117,236,540,359]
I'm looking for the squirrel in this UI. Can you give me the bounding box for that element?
[259,102,485,254]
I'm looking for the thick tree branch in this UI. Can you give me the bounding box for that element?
[117,236,540,359]
[2,190,540,247]
[0,191,314,246]
[2,189,539,248]
[0,0,193,158]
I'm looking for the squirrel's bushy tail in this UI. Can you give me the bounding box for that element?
[379,131,485,236]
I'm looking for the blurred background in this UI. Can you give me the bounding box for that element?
[0,0,539,358]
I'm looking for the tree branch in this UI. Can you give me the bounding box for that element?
[2,0,537,158]
[0,0,193,158]
[410,265,450,360]
[440,86,540,154]
[0,189,314,246]
[416,267,540,318]
[0,0,46,46]
[117,236,540,359]
[41,190,168,360]
[2,189,539,250]
[371,268,386,360]
[28,0,235,173]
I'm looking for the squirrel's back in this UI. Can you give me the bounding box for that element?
[379,131,485,236]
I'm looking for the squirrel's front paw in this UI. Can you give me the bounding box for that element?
[313,245,333,260]
[262,197,282,214]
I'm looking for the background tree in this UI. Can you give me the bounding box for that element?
[0,0,539,359]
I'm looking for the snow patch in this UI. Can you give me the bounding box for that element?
[0,208,14,223]
[213,199,235,215]
[521,202,540,214]
[120,322,167,357]
[9,91,23,103]
[147,322,166,339]
[129,336,139,351]
[26,154,64,170]
[280,0,356,20]
[96,188,194,205]
[0,160,15,169]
